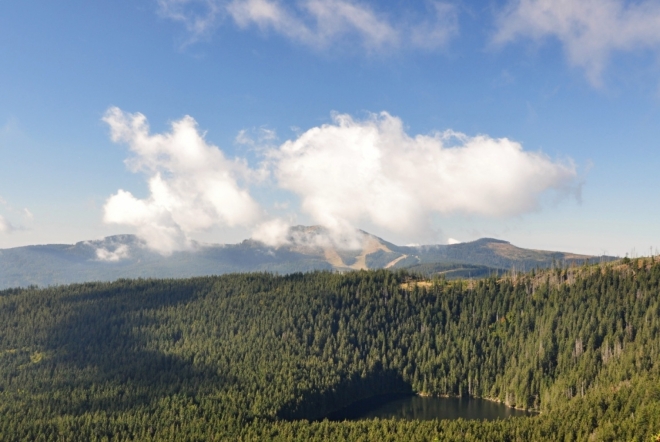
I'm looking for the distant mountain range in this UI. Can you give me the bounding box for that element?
[0,226,613,289]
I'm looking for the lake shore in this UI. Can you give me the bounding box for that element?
[415,392,540,414]
[323,392,536,421]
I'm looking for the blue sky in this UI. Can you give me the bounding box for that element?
[1,0,659,256]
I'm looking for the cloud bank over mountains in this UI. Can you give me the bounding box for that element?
[271,112,577,240]
[103,107,579,254]
[102,107,262,254]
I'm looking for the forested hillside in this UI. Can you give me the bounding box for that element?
[1,260,659,441]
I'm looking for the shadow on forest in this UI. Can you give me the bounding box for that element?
[277,369,414,421]
[37,279,226,415]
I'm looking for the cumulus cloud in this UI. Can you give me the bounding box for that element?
[102,108,580,252]
[494,0,660,85]
[95,244,131,262]
[102,107,261,255]
[268,112,578,243]
[251,217,292,247]
[158,0,458,51]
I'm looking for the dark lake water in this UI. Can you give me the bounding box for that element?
[326,394,536,421]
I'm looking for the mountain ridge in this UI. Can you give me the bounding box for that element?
[0,226,613,289]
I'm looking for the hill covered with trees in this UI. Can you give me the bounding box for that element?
[0,259,659,440]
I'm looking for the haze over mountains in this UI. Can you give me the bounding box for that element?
[0,226,611,290]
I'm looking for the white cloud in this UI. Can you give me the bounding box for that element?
[235,127,278,147]
[159,0,458,51]
[251,217,292,246]
[0,197,31,234]
[494,0,660,85]
[102,108,580,251]
[409,2,459,50]
[227,0,400,50]
[447,237,461,245]
[157,0,225,42]
[269,112,578,243]
[95,244,131,262]
[0,215,12,234]
[102,107,262,255]
[253,222,366,249]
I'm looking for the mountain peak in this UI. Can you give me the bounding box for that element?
[0,228,612,289]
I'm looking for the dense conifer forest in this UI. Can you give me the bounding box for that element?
[1,259,660,441]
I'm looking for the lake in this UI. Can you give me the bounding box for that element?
[325,394,536,421]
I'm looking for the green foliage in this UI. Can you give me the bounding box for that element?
[401,262,504,279]
[0,261,659,440]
